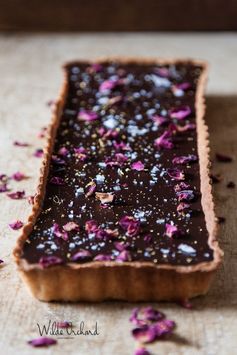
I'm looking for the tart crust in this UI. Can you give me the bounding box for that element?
[13,58,223,302]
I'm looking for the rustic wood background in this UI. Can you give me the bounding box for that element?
[1,0,237,31]
[0,33,236,355]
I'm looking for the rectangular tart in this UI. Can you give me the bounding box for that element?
[14,58,223,301]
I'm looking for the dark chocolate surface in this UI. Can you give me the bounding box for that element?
[22,61,213,266]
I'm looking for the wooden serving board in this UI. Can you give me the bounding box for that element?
[0,33,236,355]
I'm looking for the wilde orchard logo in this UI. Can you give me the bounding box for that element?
[37,320,99,339]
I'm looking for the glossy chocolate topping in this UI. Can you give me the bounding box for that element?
[22,60,213,266]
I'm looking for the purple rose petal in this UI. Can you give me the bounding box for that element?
[134,347,151,355]
[11,171,27,181]
[99,79,124,93]
[28,337,57,347]
[174,182,190,192]
[58,147,69,156]
[169,106,191,120]
[14,141,30,147]
[94,254,112,261]
[165,223,180,238]
[131,161,145,171]
[116,250,132,262]
[130,307,164,326]
[167,168,185,181]
[9,220,24,230]
[33,148,44,158]
[7,190,25,200]
[71,250,92,262]
[172,155,197,165]
[85,182,96,197]
[132,325,157,343]
[0,183,9,193]
[154,131,173,150]
[85,220,99,234]
[56,321,72,328]
[52,223,68,241]
[39,256,63,268]
[119,216,140,237]
[154,319,176,338]
[78,110,98,122]
[114,241,129,252]
[176,190,195,202]
[151,115,169,126]
[177,202,191,213]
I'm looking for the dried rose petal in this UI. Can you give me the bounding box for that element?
[0,183,9,193]
[56,321,72,328]
[58,147,69,156]
[105,153,128,167]
[96,192,114,204]
[14,141,30,147]
[11,171,27,181]
[173,82,191,91]
[104,228,119,238]
[52,155,65,165]
[151,115,169,126]
[99,79,124,93]
[119,216,140,237]
[113,141,130,151]
[71,250,92,262]
[7,190,25,199]
[33,148,44,158]
[130,307,164,326]
[216,153,233,163]
[94,254,112,261]
[74,147,88,161]
[9,220,24,230]
[165,223,180,238]
[134,347,151,355]
[131,161,145,171]
[0,174,8,182]
[154,131,173,150]
[114,241,129,252]
[63,222,79,232]
[85,182,96,197]
[99,128,119,139]
[144,234,152,243]
[178,298,193,309]
[116,250,131,262]
[78,110,98,122]
[50,176,64,185]
[39,256,63,268]
[172,155,197,165]
[177,202,190,213]
[27,195,35,205]
[132,325,157,343]
[87,63,103,73]
[176,123,196,132]
[167,168,185,181]
[52,223,68,241]
[154,319,176,338]
[174,182,190,192]
[28,337,57,347]
[169,106,191,120]
[105,96,123,107]
[85,220,98,234]
[176,190,195,202]
[154,67,170,77]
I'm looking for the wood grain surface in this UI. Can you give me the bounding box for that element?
[0,33,236,355]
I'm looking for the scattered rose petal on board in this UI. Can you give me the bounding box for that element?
[13,141,30,147]
[134,347,151,355]
[9,220,24,230]
[131,161,145,171]
[39,256,63,268]
[56,321,72,328]
[11,172,27,181]
[0,184,9,193]
[28,337,57,347]
[33,148,44,158]
[7,190,25,200]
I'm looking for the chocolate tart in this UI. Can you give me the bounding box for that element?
[14,58,223,301]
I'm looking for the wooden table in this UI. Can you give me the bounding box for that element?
[0,33,236,355]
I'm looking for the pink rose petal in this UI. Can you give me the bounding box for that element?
[119,216,140,237]
[131,161,145,171]
[0,183,9,193]
[52,223,68,241]
[176,190,195,202]
[95,192,114,204]
[56,321,72,328]
[9,220,24,230]
[85,220,98,234]
[7,190,25,199]
[85,182,96,197]
[132,325,157,343]
[177,202,191,213]
[78,110,98,122]
[11,171,27,181]
[154,131,173,150]
[116,250,132,262]
[94,254,112,261]
[58,147,69,156]
[28,337,57,347]
[151,115,169,126]
[99,79,124,93]
[33,148,44,158]
[39,256,63,268]
[169,106,191,120]
[130,307,164,326]
[71,250,92,262]
[167,168,185,180]
[165,223,180,238]
[134,347,151,355]
[172,155,197,165]
[63,222,79,232]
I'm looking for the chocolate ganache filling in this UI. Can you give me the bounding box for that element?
[22,61,213,266]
